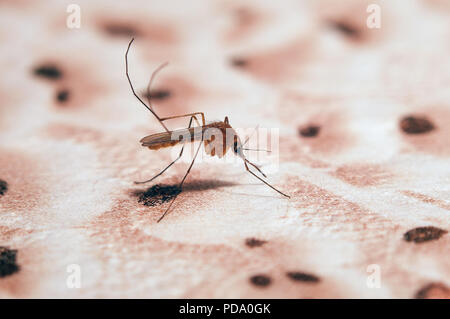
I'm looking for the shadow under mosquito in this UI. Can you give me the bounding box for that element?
[130,179,238,207]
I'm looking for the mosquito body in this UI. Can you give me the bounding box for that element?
[125,38,289,222]
[140,119,242,157]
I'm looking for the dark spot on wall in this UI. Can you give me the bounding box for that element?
[0,247,20,278]
[403,226,447,243]
[286,271,320,283]
[398,108,450,156]
[299,125,320,137]
[249,274,271,287]
[0,179,7,196]
[290,110,353,155]
[400,116,435,134]
[102,22,141,37]
[56,89,70,103]
[143,89,171,100]
[133,184,181,207]
[138,75,200,115]
[415,282,450,299]
[33,64,63,80]
[97,16,176,47]
[245,238,267,248]
[328,20,362,40]
[230,57,248,67]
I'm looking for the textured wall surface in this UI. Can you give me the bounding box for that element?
[0,0,449,298]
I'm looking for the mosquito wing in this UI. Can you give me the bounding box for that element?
[140,127,204,150]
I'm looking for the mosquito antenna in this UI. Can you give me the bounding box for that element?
[243,124,259,147]
[243,148,271,153]
[146,61,169,111]
[125,38,170,133]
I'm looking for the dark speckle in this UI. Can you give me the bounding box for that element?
[230,57,248,67]
[250,274,271,287]
[144,89,172,100]
[287,271,320,283]
[33,64,63,80]
[400,116,435,134]
[245,238,267,248]
[0,179,7,196]
[0,247,20,278]
[56,89,70,103]
[328,20,362,40]
[103,23,140,37]
[134,184,181,207]
[415,283,450,299]
[299,125,320,137]
[403,226,447,243]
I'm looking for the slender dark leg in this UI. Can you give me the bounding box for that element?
[146,62,169,111]
[161,112,206,126]
[135,116,200,184]
[157,133,204,222]
[241,125,267,178]
[244,160,290,198]
[125,38,170,133]
[134,148,184,185]
[245,159,267,178]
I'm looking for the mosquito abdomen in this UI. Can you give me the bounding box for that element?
[140,128,196,150]
[147,140,181,150]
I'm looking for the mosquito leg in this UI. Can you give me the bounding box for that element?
[145,62,169,111]
[161,112,206,126]
[245,159,267,178]
[135,116,200,184]
[242,126,268,178]
[157,130,204,222]
[244,161,290,198]
[125,38,170,133]
[134,149,183,184]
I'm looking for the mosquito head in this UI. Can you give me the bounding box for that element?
[232,135,245,159]
[221,116,244,158]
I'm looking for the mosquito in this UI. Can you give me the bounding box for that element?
[125,38,289,222]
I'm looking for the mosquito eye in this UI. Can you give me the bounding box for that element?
[233,141,239,153]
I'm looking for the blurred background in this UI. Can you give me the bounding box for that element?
[0,0,449,298]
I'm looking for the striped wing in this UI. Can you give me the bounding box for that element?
[140,131,172,146]
[140,127,203,149]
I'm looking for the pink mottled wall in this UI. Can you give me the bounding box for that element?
[0,0,449,298]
